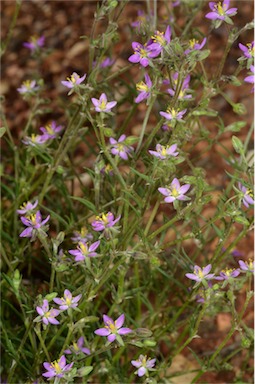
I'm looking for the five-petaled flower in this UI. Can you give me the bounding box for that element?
[186,264,215,282]
[91,93,117,113]
[53,289,82,310]
[149,144,179,159]
[17,80,39,95]
[94,314,132,343]
[160,107,187,121]
[71,227,93,243]
[238,182,254,208]
[135,73,152,103]
[131,355,156,377]
[214,268,240,280]
[69,240,100,262]
[205,0,237,21]
[17,200,38,215]
[239,41,254,59]
[239,259,254,274]
[64,337,91,356]
[36,299,60,325]
[42,355,73,379]
[109,135,133,160]
[19,211,50,238]
[22,134,46,146]
[184,37,207,54]
[23,35,45,52]
[149,25,171,54]
[40,121,63,141]
[61,72,86,89]
[158,178,190,203]
[91,212,121,232]
[128,41,159,67]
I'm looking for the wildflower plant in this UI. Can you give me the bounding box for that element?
[1,1,254,383]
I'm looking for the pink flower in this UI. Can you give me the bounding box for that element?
[22,134,46,146]
[167,73,192,100]
[148,25,171,54]
[186,264,215,282]
[184,37,207,55]
[158,178,190,203]
[238,182,254,208]
[17,80,39,95]
[131,355,156,377]
[23,35,45,52]
[61,72,86,89]
[36,299,60,325]
[20,211,50,238]
[69,241,100,262]
[149,144,178,159]
[244,65,255,91]
[91,93,117,113]
[214,268,240,280]
[42,355,73,378]
[39,121,63,140]
[53,289,82,311]
[135,73,152,103]
[239,259,254,273]
[160,107,187,121]
[205,0,237,21]
[128,41,159,67]
[109,135,133,160]
[17,200,38,215]
[239,41,254,59]
[64,337,90,355]
[94,314,132,343]
[92,212,121,232]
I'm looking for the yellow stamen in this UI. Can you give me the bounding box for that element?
[152,31,165,46]
[51,361,62,374]
[28,213,37,224]
[45,124,54,135]
[136,81,148,92]
[189,38,198,49]
[171,188,179,197]
[79,242,88,255]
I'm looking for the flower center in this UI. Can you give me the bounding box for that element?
[23,80,33,89]
[161,146,167,156]
[247,43,255,57]
[152,31,165,46]
[136,81,149,92]
[65,296,72,306]
[135,46,147,58]
[167,108,177,117]
[79,242,88,255]
[73,342,79,351]
[245,189,253,197]
[70,74,79,83]
[28,213,37,225]
[106,321,116,332]
[222,268,233,276]
[100,99,107,110]
[45,124,54,135]
[215,2,226,15]
[189,38,198,49]
[80,227,88,237]
[117,143,124,152]
[51,361,62,374]
[171,188,179,197]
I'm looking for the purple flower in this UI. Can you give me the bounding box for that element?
[128,41,159,67]
[19,210,50,238]
[149,144,179,159]
[160,107,187,121]
[135,73,152,103]
[23,35,45,52]
[17,200,38,215]
[36,299,60,325]
[205,0,237,20]
[64,337,90,355]
[167,73,192,100]
[42,355,73,379]
[91,212,121,232]
[186,264,215,282]
[69,240,100,262]
[238,182,254,208]
[131,10,149,31]
[158,178,190,203]
[131,355,156,377]
[61,72,86,89]
[100,57,114,68]
[71,227,93,243]
[53,289,82,310]
[149,26,171,54]
[244,65,255,91]
[91,93,117,113]
[39,121,63,140]
[109,135,133,160]
[239,259,254,273]
[22,134,47,146]
[17,80,39,95]
[184,37,207,55]
[94,314,132,343]
[239,42,254,59]
[214,268,240,280]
